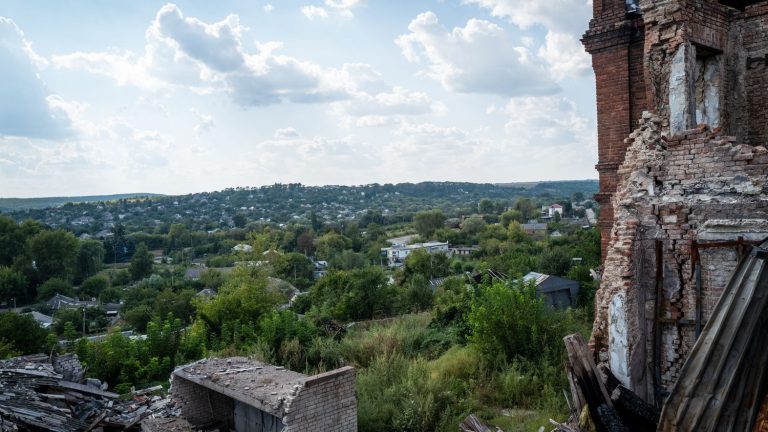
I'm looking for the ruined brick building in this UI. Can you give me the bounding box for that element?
[582,0,768,405]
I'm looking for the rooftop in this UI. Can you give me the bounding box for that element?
[172,357,307,417]
[383,241,449,251]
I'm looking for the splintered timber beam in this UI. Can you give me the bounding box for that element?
[563,333,627,432]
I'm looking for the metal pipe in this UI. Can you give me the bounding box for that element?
[654,239,664,407]
[695,263,703,338]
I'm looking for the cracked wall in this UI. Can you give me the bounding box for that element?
[586,0,768,404]
[594,113,768,404]
[585,0,768,260]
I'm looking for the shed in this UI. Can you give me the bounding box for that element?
[522,272,580,309]
[171,357,356,432]
[24,311,53,328]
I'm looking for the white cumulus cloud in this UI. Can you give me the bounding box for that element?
[332,86,443,127]
[190,108,215,135]
[274,127,300,139]
[301,5,329,20]
[463,0,590,35]
[0,17,75,139]
[54,4,353,106]
[465,0,592,81]
[395,12,559,96]
[538,31,591,80]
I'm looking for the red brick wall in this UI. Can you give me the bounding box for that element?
[744,6,768,146]
[596,113,768,401]
[583,2,646,260]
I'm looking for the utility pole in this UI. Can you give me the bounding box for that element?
[82,306,86,336]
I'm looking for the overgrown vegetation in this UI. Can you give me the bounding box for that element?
[0,184,599,431]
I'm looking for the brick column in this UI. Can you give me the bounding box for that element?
[583,3,646,261]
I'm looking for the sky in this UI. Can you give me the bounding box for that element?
[0,0,597,198]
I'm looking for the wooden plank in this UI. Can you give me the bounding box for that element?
[57,381,119,399]
[563,333,626,432]
[660,241,768,431]
[459,414,493,432]
[85,410,107,432]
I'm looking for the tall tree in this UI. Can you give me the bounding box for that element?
[461,216,487,235]
[0,215,24,267]
[478,198,495,215]
[76,240,105,283]
[129,243,154,281]
[404,249,450,280]
[413,210,446,239]
[513,198,538,222]
[232,213,247,228]
[0,312,48,355]
[27,229,79,283]
[274,253,314,285]
[315,232,351,261]
[0,267,27,306]
[310,267,395,321]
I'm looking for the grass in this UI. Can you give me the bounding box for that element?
[345,313,579,432]
[204,306,590,431]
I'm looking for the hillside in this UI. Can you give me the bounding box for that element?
[0,193,164,213]
[3,180,597,235]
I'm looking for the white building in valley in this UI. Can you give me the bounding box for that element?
[380,241,449,266]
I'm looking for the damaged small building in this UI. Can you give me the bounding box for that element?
[166,357,356,432]
[583,0,768,420]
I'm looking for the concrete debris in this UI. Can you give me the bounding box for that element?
[0,354,177,431]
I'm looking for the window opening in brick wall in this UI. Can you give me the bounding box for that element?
[625,0,641,15]
[694,47,721,127]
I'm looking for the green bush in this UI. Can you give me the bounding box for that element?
[469,280,571,366]
[0,312,48,355]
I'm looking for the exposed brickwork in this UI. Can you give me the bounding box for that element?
[594,113,768,403]
[583,2,646,260]
[171,375,224,425]
[584,0,768,260]
[169,358,356,431]
[283,367,357,432]
[744,5,768,146]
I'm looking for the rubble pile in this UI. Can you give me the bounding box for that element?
[0,354,177,431]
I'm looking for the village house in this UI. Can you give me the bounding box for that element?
[232,244,254,253]
[449,245,480,257]
[521,272,580,309]
[24,311,53,328]
[380,241,449,266]
[521,222,547,236]
[46,293,96,311]
[547,204,563,217]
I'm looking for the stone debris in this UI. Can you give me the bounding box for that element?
[0,354,177,431]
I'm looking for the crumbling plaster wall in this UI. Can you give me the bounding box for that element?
[639,0,768,142]
[594,112,768,403]
[592,0,768,404]
[639,0,735,135]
